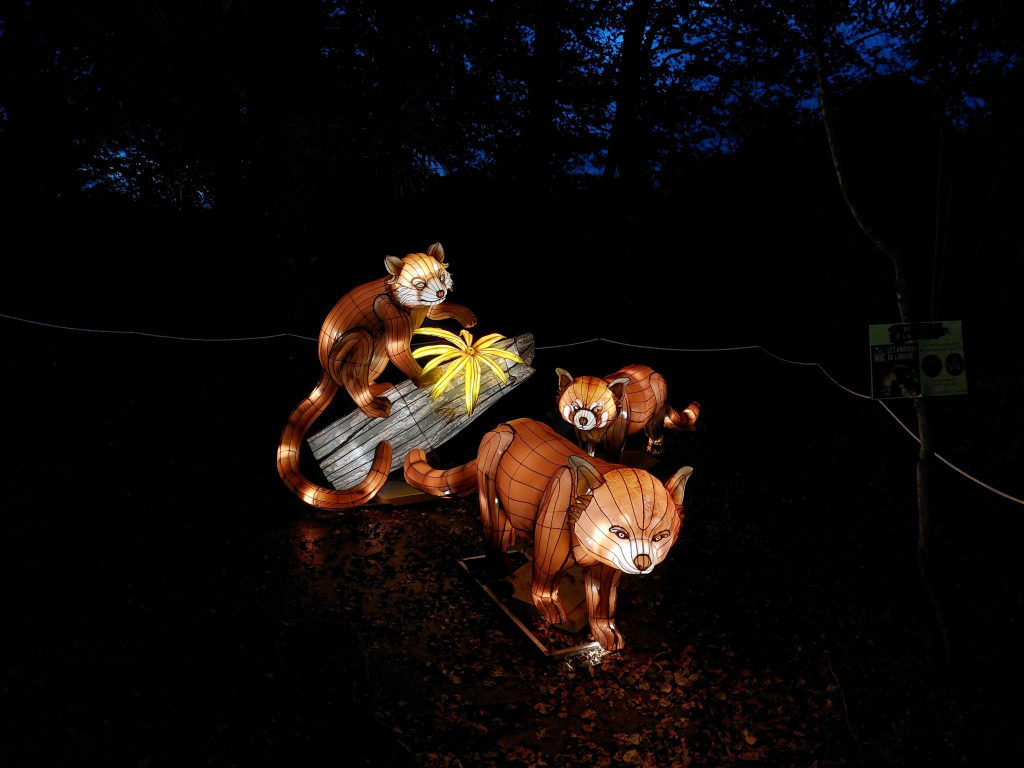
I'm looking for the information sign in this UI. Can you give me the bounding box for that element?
[869,321,967,399]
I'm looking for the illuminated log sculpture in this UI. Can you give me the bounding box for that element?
[277,242,478,510]
[309,333,535,492]
[404,419,693,651]
[555,364,700,462]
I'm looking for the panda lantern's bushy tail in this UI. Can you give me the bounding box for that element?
[403,450,478,498]
[277,369,392,510]
[665,401,700,431]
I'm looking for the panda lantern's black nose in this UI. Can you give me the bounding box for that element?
[436,289,445,298]
[634,554,652,571]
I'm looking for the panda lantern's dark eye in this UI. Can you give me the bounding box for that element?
[412,279,427,289]
[610,526,629,540]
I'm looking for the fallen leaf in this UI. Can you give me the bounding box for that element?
[622,749,642,764]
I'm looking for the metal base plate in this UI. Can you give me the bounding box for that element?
[456,552,602,660]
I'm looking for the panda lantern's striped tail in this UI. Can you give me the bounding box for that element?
[277,370,392,510]
[403,449,478,497]
[665,401,700,431]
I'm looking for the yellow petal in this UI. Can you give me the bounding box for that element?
[412,344,461,359]
[413,344,461,359]
[432,355,468,400]
[481,348,525,364]
[420,350,463,374]
[472,333,508,348]
[477,353,509,384]
[464,357,481,415]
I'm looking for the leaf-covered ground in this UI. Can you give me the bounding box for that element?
[2,329,1019,767]
[266,479,984,768]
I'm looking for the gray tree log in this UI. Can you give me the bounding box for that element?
[308,333,536,491]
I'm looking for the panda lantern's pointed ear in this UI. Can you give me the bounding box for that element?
[385,255,405,276]
[607,376,631,404]
[665,466,694,507]
[427,242,445,262]
[568,455,604,497]
[556,368,574,395]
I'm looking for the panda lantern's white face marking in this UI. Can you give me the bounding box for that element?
[389,253,453,308]
[562,399,611,431]
[557,374,621,434]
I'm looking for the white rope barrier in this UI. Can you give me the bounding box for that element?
[0,312,298,342]
[3,313,1020,506]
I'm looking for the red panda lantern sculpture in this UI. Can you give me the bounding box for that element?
[404,418,693,651]
[556,364,700,462]
[277,243,477,509]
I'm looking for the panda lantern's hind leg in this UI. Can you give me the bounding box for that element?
[330,328,392,419]
[530,466,577,626]
[476,425,517,576]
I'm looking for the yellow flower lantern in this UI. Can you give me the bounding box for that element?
[412,328,525,415]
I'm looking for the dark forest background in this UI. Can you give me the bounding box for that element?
[2,2,1023,766]
[4,0,1023,548]
[3,1,1021,351]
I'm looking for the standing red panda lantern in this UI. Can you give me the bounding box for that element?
[403,418,693,651]
[556,364,700,462]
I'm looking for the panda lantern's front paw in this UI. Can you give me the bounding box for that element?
[589,619,625,651]
[532,592,568,626]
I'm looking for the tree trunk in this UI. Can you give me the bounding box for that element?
[813,42,952,670]
[602,0,653,259]
[525,0,559,205]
